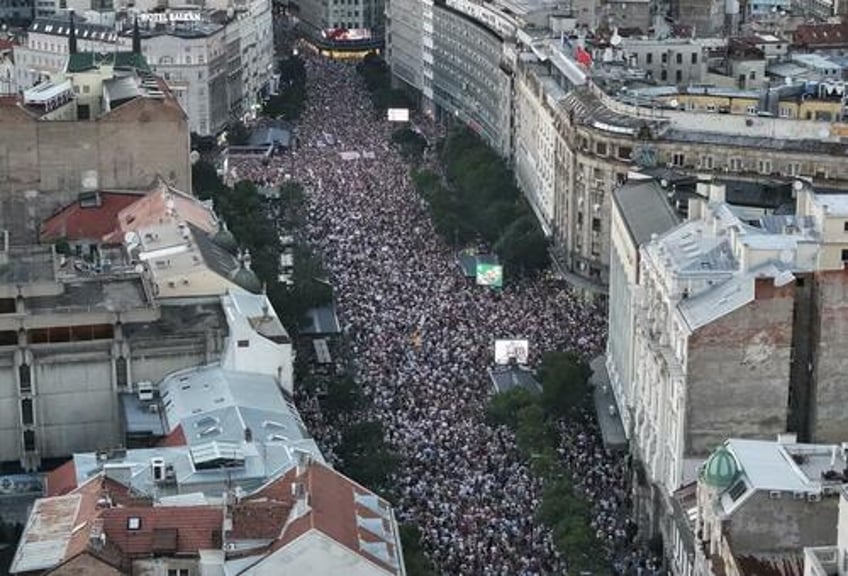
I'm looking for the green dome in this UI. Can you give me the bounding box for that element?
[702,446,739,489]
[231,267,262,293]
[213,227,238,255]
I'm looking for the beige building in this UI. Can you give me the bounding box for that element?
[0,180,289,471]
[685,438,846,576]
[604,181,848,572]
[0,52,191,245]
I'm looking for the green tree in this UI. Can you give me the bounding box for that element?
[322,373,365,416]
[227,121,252,146]
[399,524,437,576]
[337,420,400,493]
[539,352,592,419]
[485,387,536,429]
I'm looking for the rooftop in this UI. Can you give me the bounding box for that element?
[613,178,680,247]
[29,16,119,43]
[67,365,322,499]
[713,438,848,516]
[0,245,56,285]
[67,51,150,74]
[41,192,144,243]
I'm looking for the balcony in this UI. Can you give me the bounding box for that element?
[805,547,839,576]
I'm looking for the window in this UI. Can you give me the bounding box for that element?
[749,71,756,80]
[618,146,632,160]
[747,105,757,115]
[23,429,35,452]
[676,53,682,64]
[841,249,848,262]
[82,85,90,94]
[779,107,792,118]
[787,162,801,177]
[646,53,653,64]
[729,157,743,171]
[167,570,189,576]
[237,340,250,348]
[595,141,607,156]
[21,398,33,425]
[843,222,848,232]
[701,155,714,170]
[758,159,772,174]
[675,70,682,83]
[691,53,698,64]
[672,152,685,167]
[661,52,668,64]
[592,218,601,232]
[728,479,748,501]
[661,70,667,81]
[19,363,31,393]
[127,517,141,530]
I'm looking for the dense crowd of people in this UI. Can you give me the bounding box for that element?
[229,49,663,575]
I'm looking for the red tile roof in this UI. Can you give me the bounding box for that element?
[250,462,400,574]
[230,500,291,540]
[41,192,143,243]
[157,425,187,447]
[46,459,78,497]
[101,506,223,556]
[794,23,848,48]
[103,181,218,244]
[0,39,15,51]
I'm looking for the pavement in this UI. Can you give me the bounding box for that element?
[590,355,628,451]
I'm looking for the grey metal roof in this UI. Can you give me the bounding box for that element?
[488,366,541,395]
[613,179,680,247]
[104,75,141,103]
[120,393,166,436]
[9,494,80,573]
[72,366,323,498]
[301,303,341,335]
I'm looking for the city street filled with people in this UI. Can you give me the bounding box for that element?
[227,51,663,575]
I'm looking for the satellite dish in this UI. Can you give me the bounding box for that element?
[190,150,200,164]
[669,98,679,108]
[134,263,145,274]
[166,198,176,211]
[660,178,669,188]
[793,180,804,191]
[124,231,139,244]
[610,29,622,46]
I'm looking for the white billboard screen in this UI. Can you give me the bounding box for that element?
[494,339,530,365]
[387,108,410,122]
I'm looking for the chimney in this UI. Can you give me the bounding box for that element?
[89,518,106,551]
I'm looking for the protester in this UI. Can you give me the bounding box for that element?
[232,50,663,576]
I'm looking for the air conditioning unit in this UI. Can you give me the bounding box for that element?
[137,381,154,402]
[768,490,781,499]
[793,492,806,500]
[808,493,822,503]
[151,457,166,482]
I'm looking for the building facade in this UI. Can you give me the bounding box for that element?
[387,4,848,293]
[13,6,275,136]
[605,181,848,570]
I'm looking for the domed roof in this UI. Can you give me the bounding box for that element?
[231,267,262,293]
[702,446,739,489]
[213,226,238,254]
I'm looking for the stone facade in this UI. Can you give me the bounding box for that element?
[0,95,190,244]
